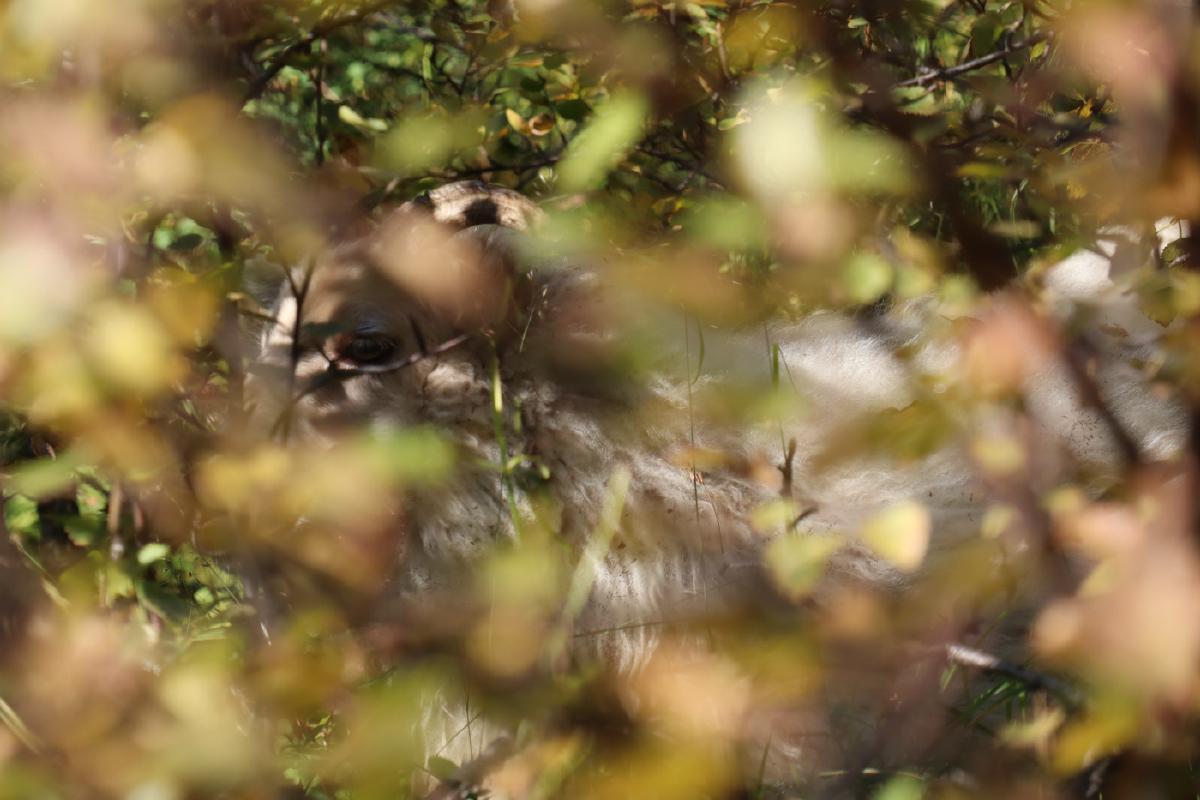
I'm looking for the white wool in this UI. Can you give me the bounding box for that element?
[247,224,1188,786]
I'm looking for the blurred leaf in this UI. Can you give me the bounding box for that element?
[874,775,924,800]
[680,195,769,251]
[62,515,101,547]
[426,756,459,781]
[137,542,171,565]
[505,107,527,133]
[860,501,930,573]
[555,98,589,121]
[842,253,894,304]
[86,302,181,394]
[736,83,914,199]
[764,533,845,600]
[557,92,648,192]
[1051,698,1140,774]
[357,425,455,485]
[3,494,40,540]
[137,578,190,623]
[528,113,555,136]
[168,233,204,252]
[970,12,1002,57]
[6,453,84,499]
[971,434,1026,476]
[375,108,486,176]
[75,480,107,520]
[338,105,388,132]
[989,220,1041,239]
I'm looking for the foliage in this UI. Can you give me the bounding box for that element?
[1,0,1200,798]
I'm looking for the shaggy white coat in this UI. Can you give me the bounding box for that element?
[248,214,1187,788]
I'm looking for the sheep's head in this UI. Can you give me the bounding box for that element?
[246,182,548,444]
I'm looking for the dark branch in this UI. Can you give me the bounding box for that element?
[896,35,1046,88]
[945,643,1082,708]
[241,2,429,105]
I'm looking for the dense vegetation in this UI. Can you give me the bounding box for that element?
[2,0,1199,797]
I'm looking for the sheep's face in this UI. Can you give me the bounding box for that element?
[247,188,539,445]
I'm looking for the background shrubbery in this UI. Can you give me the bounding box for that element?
[2,1,1200,797]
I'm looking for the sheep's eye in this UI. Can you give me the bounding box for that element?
[338,334,396,365]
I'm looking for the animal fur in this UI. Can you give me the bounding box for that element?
[245,182,1187,789]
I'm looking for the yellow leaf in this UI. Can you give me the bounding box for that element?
[528,112,555,136]
[751,498,801,533]
[842,252,893,304]
[505,107,528,134]
[86,302,181,394]
[970,434,1026,476]
[1001,707,1065,756]
[1051,699,1140,774]
[860,501,930,572]
[764,533,845,600]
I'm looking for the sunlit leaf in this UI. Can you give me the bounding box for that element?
[137,543,170,565]
[3,494,40,540]
[556,92,648,192]
[874,775,924,800]
[376,108,487,176]
[842,252,894,304]
[764,533,845,600]
[860,501,930,573]
[735,82,914,200]
[86,302,182,395]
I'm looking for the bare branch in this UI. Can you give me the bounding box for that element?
[241,2,429,105]
[945,643,1081,707]
[896,35,1046,88]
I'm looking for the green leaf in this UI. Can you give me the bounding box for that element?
[763,533,845,600]
[358,426,455,485]
[557,92,648,192]
[426,756,459,782]
[63,515,102,547]
[988,220,1041,239]
[3,495,40,540]
[76,481,107,520]
[338,105,389,132]
[957,161,1008,180]
[843,253,894,304]
[136,579,189,622]
[679,195,769,251]
[7,453,83,499]
[104,562,136,603]
[970,12,1002,57]
[874,776,925,800]
[169,233,204,252]
[137,542,171,565]
[555,98,589,121]
[375,109,486,176]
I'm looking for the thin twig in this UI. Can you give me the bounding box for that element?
[895,35,1045,88]
[241,2,420,105]
[945,643,1081,708]
[272,333,472,439]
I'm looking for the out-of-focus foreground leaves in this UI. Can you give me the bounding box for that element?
[2,0,1200,798]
